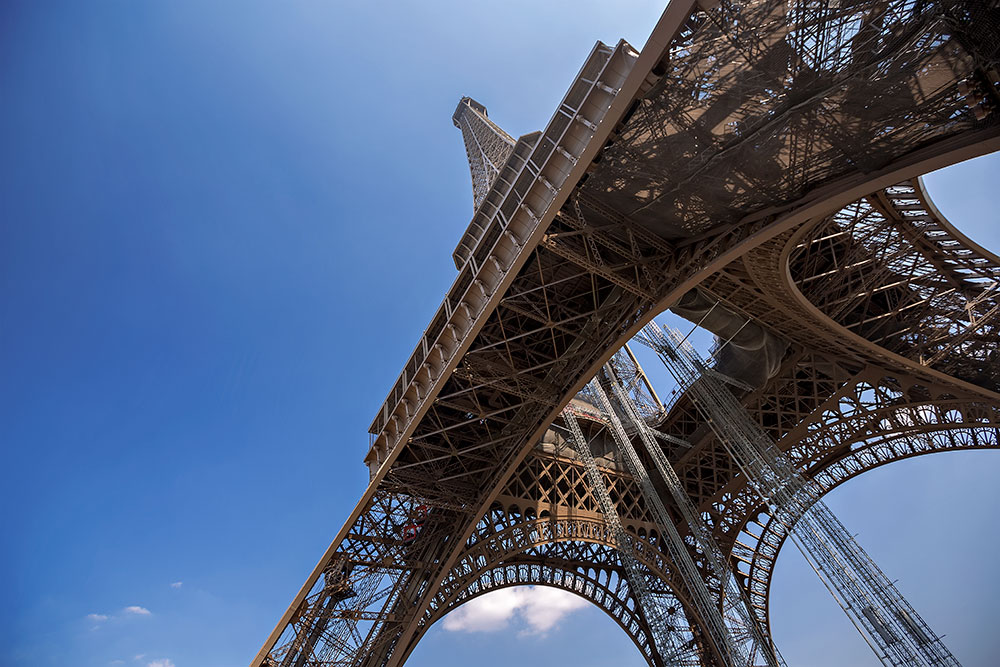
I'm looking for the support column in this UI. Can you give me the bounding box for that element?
[638,322,960,667]
[562,408,696,665]
[602,355,784,667]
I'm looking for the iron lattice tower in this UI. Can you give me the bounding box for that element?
[253,1,1000,666]
[452,97,515,210]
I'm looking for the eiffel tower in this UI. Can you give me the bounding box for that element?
[252,1,1000,665]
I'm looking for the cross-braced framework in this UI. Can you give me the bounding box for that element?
[638,323,959,665]
[453,98,516,211]
[790,178,1000,390]
[253,1,1000,666]
[564,403,708,664]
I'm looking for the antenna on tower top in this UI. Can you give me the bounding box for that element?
[452,97,515,210]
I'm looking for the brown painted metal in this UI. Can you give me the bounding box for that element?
[254,1,1000,665]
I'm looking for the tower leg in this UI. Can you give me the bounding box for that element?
[563,407,700,665]
[602,354,785,667]
[639,322,961,667]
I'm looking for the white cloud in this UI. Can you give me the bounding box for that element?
[170,581,183,589]
[134,655,146,662]
[147,660,175,667]
[442,588,521,632]
[124,606,152,616]
[442,586,588,636]
[86,613,109,623]
[516,587,590,634]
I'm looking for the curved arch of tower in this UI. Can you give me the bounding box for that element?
[253,1,1000,666]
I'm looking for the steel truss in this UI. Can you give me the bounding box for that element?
[600,359,784,667]
[402,370,999,667]
[730,372,1000,643]
[791,178,1000,391]
[453,98,516,211]
[638,322,961,666]
[564,407,703,664]
[575,379,756,666]
[254,0,1000,665]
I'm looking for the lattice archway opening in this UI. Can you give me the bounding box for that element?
[419,578,657,667]
[738,436,1000,647]
[399,512,719,667]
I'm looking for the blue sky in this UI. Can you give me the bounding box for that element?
[1,2,997,666]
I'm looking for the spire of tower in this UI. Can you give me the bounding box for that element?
[452,97,515,210]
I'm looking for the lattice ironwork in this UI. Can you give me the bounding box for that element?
[453,98,515,211]
[791,178,1000,391]
[639,323,961,666]
[253,2,1000,665]
[425,556,659,663]
[579,0,999,237]
[604,362,784,667]
[565,407,703,664]
[729,374,1000,641]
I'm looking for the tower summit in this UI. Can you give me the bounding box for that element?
[452,97,514,209]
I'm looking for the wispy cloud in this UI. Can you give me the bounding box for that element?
[170,581,183,589]
[442,586,588,636]
[124,606,152,616]
[86,613,109,623]
[147,660,174,667]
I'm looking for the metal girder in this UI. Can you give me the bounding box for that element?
[790,179,1000,392]
[639,323,961,666]
[564,407,704,664]
[254,1,1000,665]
